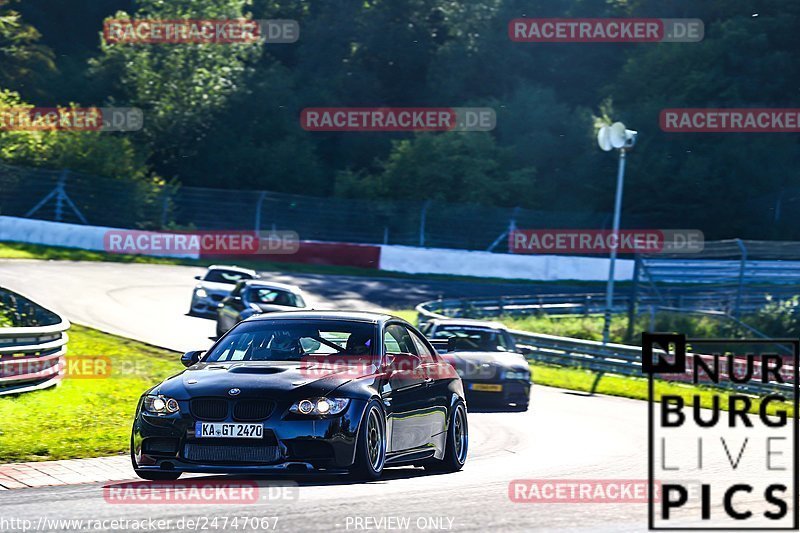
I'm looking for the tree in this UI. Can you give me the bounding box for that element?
[0,0,54,98]
[90,0,263,179]
[337,132,536,207]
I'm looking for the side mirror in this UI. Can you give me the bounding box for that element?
[517,345,534,356]
[194,275,202,280]
[181,350,203,367]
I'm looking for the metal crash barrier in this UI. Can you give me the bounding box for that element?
[0,288,69,395]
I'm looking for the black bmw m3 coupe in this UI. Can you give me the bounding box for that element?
[131,311,468,480]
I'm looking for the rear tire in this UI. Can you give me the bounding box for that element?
[350,400,386,481]
[424,402,468,473]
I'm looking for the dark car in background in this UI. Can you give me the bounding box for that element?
[423,319,531,411]
[189,265,259,316]
[215,280,309,336]
[131,311,468,480]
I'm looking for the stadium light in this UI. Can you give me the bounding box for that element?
[597,122,638,345]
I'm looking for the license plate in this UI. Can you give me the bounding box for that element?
[195,422,263,439]
[470,383,503,392]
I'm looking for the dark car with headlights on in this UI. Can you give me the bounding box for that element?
[423,319,531,411]
[131,311,468,480]
[215,280,309,337]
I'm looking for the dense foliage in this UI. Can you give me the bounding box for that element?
[3,0,798,239]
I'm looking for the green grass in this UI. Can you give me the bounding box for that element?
[0,324,182,463]
[389,309,419,324]
[500,313,631,343]
[0,240,618,288]
[530,362,793,417]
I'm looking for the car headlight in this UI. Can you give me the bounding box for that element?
[504,370,530,381]
[143,394,180,415]
[194,287,208,298]
[289,397,350,416]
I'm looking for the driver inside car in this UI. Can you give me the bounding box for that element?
[265,330,304,360]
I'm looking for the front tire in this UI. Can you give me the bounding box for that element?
[424,402,468,473]
[350,400,386,480]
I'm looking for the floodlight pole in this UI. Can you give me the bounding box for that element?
[602,148,626,345]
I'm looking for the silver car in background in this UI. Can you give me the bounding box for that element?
[215,279,310,336]
[188,265,259,316]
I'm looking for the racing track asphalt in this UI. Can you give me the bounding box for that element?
[0,260,599,352]
[0,260,785,531]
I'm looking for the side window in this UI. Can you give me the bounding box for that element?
[496,331,510,351]
[409,329,435,364]
[384,324,416,355]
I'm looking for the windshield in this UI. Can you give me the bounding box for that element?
[204,319,376,363]
[203,270,253,284]
[432,326,510,352]
[246,287,305,308]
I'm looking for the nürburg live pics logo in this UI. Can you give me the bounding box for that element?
[644,332,798,530]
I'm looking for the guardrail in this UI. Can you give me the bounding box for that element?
[416,293,626,320]
[508,328,792,396]
[0,288,69,395]
[416,288,800,323]
[418,303,792,397]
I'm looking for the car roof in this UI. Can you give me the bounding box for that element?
[246,310,401,325]
[239,279,303,293]
[206,264,259,275]
[428,318,508,330]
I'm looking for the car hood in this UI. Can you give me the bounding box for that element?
[152,360,378,400]
[197,281,235,294]
[442,351,529,379]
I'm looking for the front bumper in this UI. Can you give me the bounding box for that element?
[190,293,226,315]
[463,379,530,407]
[132,398,367,474]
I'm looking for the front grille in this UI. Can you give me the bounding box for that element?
[233,400,275,421]
[184,444,281,464]
[190,398,228,420]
